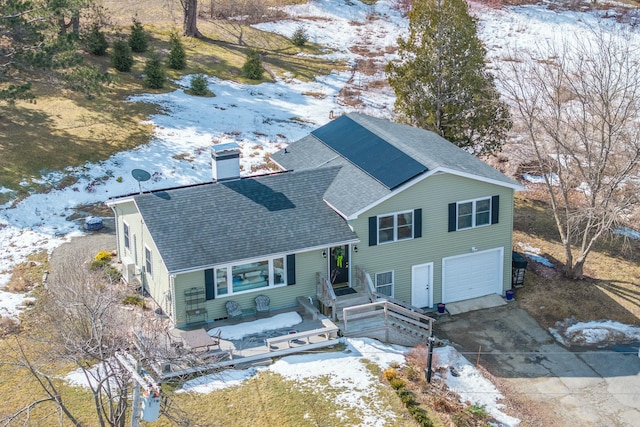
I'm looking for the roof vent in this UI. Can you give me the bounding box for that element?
[212,143,241,182]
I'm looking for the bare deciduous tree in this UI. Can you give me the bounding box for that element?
[180,0,202,37]
[2,247,224,426]
[500,27,640,279]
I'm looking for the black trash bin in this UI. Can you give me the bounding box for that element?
[512,251,528,287]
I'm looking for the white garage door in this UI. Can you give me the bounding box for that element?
[442,248,503,303]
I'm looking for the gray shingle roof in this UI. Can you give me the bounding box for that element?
[271,113,521,217]
[134,167,358,273]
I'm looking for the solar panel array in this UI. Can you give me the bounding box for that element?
[311,115,428,189]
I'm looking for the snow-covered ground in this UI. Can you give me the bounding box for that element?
[5,1,640,425]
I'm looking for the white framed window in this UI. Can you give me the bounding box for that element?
[375,271,394,298]
[123,222,130,250]
[457,197,491,230]
[215,256,287,297]
[377,211,413,244]
[144,246,153,277]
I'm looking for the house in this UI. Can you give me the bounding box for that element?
[107,113,523,328]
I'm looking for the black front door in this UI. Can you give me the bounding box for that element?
[329,245,349,287]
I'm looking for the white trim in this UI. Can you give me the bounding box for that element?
[169,238,359,275]
[374,270,394,298]
[455,196,492,230]
[348,166,523,220]
[323,198,348,220]
[106,196,136,206]
[144,245,153,278]
[411,262,434,308]
[123,220,131,251]
[376,210,414,245]
[441,247,504,303]
[213,255,288,298]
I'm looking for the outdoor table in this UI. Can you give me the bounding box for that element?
[181,328,218,352]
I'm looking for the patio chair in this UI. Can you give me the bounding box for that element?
[225,300,243,319]
[209,328,222,348]
[255,294,270,317]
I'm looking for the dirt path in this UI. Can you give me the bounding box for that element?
[48,218,117,283]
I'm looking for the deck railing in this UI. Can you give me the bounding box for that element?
[342,300,435,340]
[316,272,337,320]
[355,266,377,303]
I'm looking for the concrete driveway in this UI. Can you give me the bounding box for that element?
[435,301,640,426]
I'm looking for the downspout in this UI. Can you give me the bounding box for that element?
[169,275,176,325]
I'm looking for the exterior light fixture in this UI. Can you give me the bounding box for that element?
[322,250,327,258]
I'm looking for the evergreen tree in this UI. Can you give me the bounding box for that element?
[128,18,148,53]
[111,40,133,72]
[242,49,264,80]
[85,23,108,56]
[143,52,166,89]
[386,0,510,156]
[167,32,186,70]
[0,0,89,102]
[189,74,210,96]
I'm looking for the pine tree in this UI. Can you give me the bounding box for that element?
[111,40,133,72]
[242,49,264,80]
[85,23,108,56]
[386,0,510,156]
[128,18,148,53]
[167,32,186,70]
[143,52,166,89]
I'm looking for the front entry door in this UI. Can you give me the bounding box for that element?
[329,245,349,287]
[411,263,433,308]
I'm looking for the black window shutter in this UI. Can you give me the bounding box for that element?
[368,216,377,246]
[204,268,215,300]
[286,254,296,285]
[413,208,422,238]
[491,195,500,224]
[448,203,457,232]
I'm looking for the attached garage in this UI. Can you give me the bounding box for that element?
[442,248,504,303]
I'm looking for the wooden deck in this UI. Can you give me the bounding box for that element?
[155,306,341,379]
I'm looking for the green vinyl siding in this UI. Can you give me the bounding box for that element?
[172,250,326,327]
[350,173,515,306]
[110,200,171,317]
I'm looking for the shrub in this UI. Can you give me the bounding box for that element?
[104,266,122,283]
[291,25,309,47]
[111,40,133,72]
[465,404,488,420]
[189,74,211,96]
[0,316,21,337]
[90,259,110,271]
[143,52,166,89]
[167,32,186,70]
[95,250,113,261]
[123,295,146,308]
[129,18,148,53]
[398,389,414,406]
[389,377,406,390]
[242,49,264,80]
[408,406,434,427]
[383,367,398,381]
[85,23,109,56]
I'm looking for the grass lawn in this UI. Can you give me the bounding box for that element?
[512,190,640,330]
[0,4,344,196]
